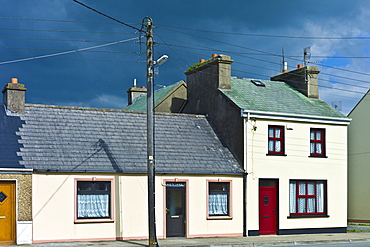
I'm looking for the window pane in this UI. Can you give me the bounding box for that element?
[268,140,274,151]
[316,131,321,140]
[275,141,281,152]
[310,130,314,140]
[209,182,229,216]
[268,128,274,137]
[289,182,296,213]
[78,182,92,191]
[77,194,109,218]
[298,182,306,195]
[316,143,322,154]
[310,142,315,153]
[307,182,315,195]
[316,182,324,213]
[307,198,315,213]
[275,128,280,138]
[95,182,110,191]
[298,198,306,213]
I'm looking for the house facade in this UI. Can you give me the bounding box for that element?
[183,54,350,235]
[0,79,243,244]
[347,90,370,222]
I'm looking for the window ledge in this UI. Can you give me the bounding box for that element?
[74,218,114,224]
[207,216,233,220]
[287,215,329,219]
[308,155,328,158]
[266,153,287,156]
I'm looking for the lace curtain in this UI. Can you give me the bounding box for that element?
[78,194,109,218]
[209,193,228,215]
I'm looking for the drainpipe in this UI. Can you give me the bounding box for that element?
[243,112,250,237]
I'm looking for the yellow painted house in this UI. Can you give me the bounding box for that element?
[348,90,370,222]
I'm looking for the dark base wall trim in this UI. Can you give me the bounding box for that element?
[279,227,347,235]
[248,230,259,236]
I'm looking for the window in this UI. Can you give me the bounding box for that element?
[289,180,326,216]
[76,179,113,222]
[310,128,325,156]
[268,126,284,154]
[208,182,230,217]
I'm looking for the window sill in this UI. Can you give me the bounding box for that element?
[207,216,233,220]
[266,153,287,156]
[308,155,328,158]
[287,214,329,219]
[74,218,114,224]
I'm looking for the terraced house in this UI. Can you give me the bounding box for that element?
[0,78,244,244]
[182,54,350,235]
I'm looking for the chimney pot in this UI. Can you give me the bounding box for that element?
[11,78,18,84]
[200,59,206,63]
[297,64,303,68]
[212,54,219,58]
[141,86,146,88]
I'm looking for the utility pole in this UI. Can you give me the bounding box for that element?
[146,17,157,247]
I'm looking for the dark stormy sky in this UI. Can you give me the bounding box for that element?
[1,0,370,114]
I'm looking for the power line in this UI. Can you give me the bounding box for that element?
[158,24,370,40]
[0,36,141,65]
[72,0,142,32]
[0,16,140,25]
[0,28,135,35]
[0,46,140,54]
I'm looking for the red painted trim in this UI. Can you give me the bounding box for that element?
[267,126,285,155]
[74,177,115,223]
[310,128,326,156]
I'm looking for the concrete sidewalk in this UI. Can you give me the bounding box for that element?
[9,232,370,247]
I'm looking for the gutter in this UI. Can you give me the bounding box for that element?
[241,109,351,125]
[0,168,33,172]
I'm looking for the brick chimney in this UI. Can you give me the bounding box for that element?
[2,78,27,114]
[270,65,320,98]
[184,54,233,114]
[126,79,147,105]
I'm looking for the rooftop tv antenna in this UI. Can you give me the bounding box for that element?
[304,46,311,66]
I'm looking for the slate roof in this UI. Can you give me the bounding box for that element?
[8,104,242,174]
[124,81,184,111]
[220,77,347,119]
[0,105,25,168]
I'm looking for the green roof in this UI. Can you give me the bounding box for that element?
[124,81,182,111]
[220,77,347,118]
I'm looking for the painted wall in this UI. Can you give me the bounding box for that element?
[32,173,243,243]
[348,91,370,222]
[245,118,348,233]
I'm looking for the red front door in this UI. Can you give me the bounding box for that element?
[259,180,277,235]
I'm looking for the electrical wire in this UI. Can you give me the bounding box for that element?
[72,0,142,32]
[0,36,141,65]
[158,24,370,40]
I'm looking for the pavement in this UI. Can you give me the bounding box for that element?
[8,232,370,247]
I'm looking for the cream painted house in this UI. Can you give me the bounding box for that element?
[183,54,351,235]
[0,79,244,244]
[348,90,370,222]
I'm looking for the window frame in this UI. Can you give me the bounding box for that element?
[74,178,114,223]
[207,180,233,220]
[267,125,285,155]
[289,180,327,217]
[310,128,326,157]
